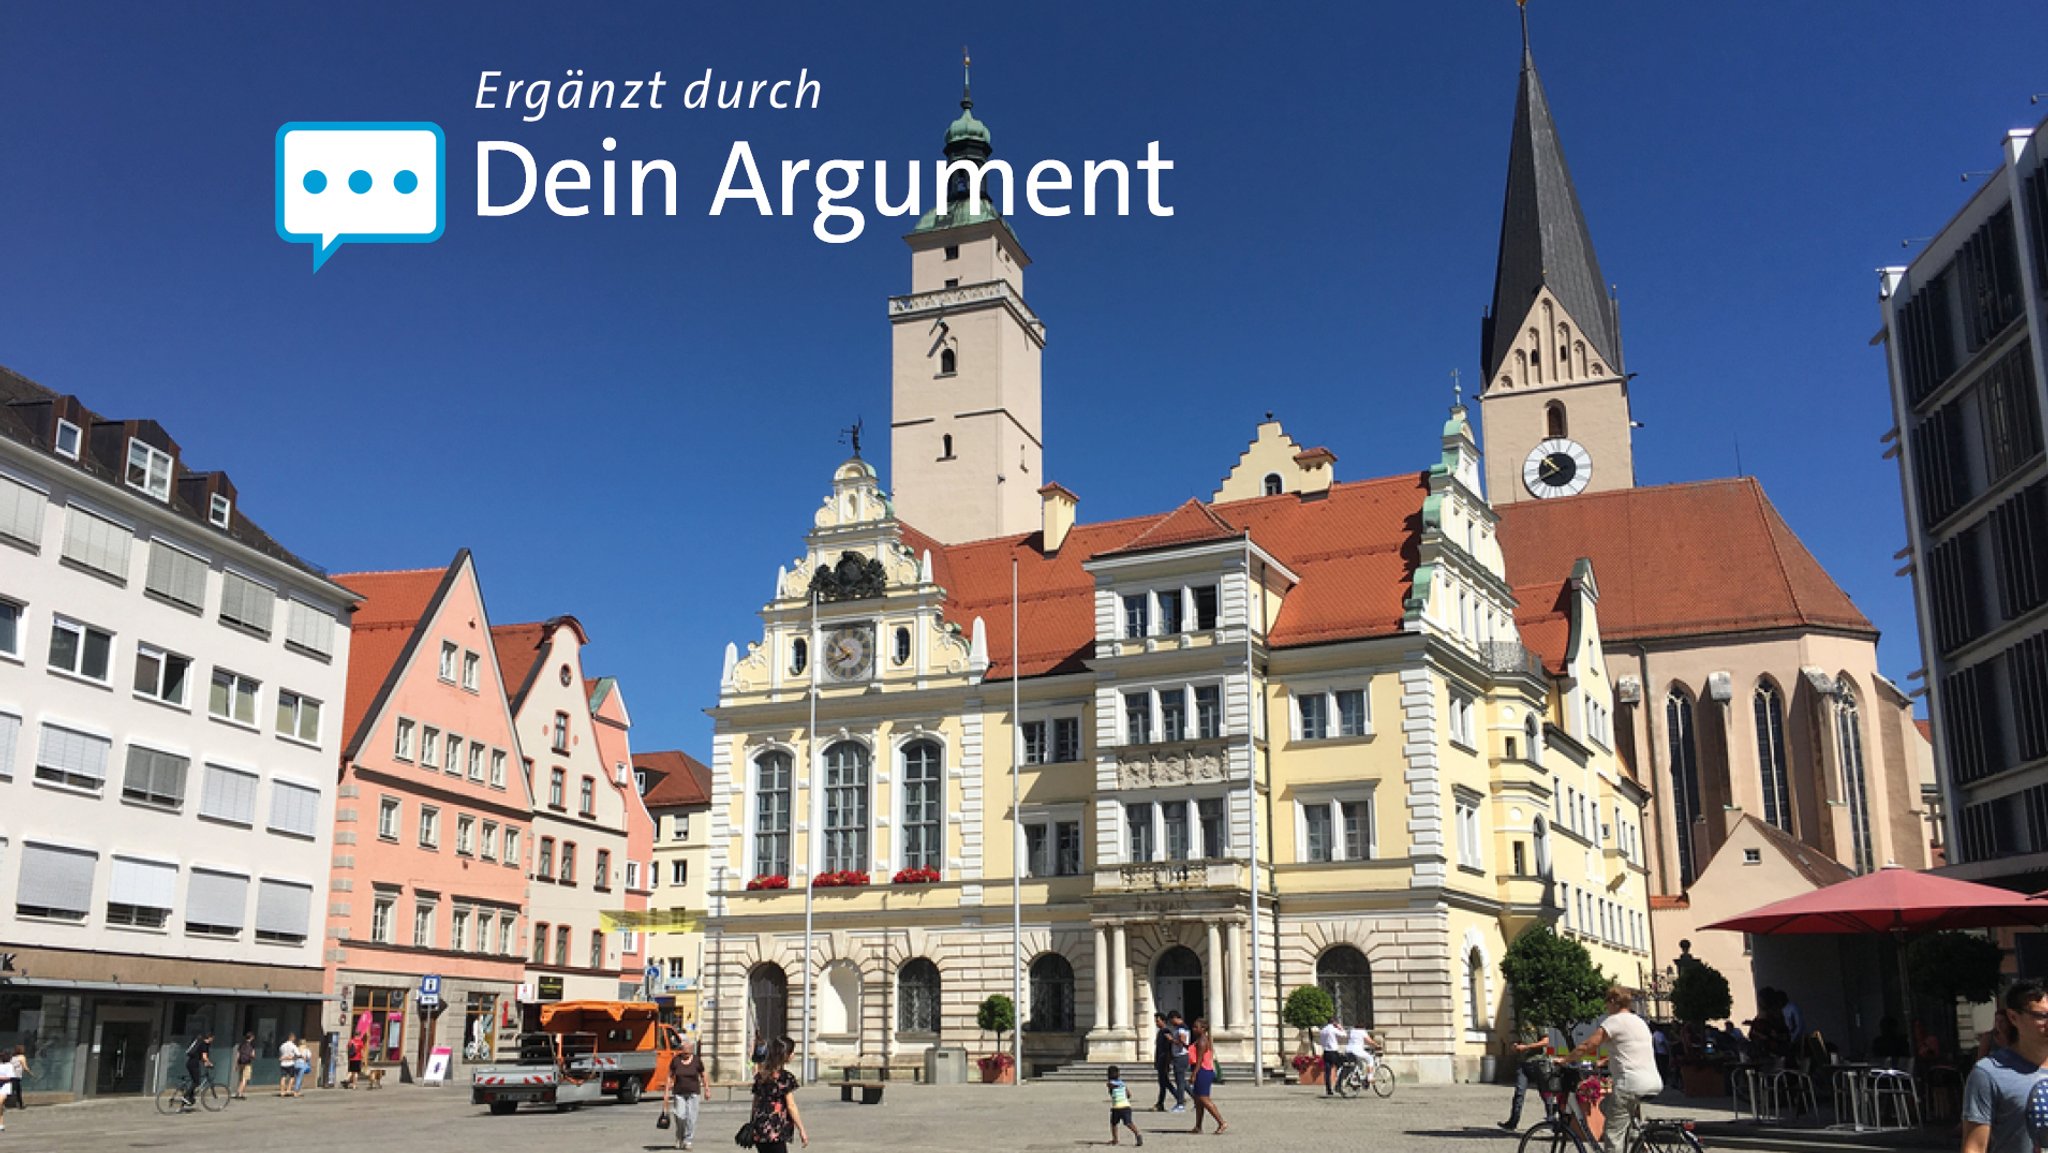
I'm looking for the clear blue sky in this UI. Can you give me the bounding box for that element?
[4,2,2044,756]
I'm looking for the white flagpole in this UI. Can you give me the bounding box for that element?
[1011,555,1024,1084]
[1244,535,1266,1085]
[801,588,820,1083]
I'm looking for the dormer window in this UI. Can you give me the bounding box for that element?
[54,420,81,460]
[208,493,232,528]
[1262,473,1283,496]
[126,439,173,501]
[943,245,959,260]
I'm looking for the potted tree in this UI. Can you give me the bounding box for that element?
[1282,985,1334,1086]
[1670,960,1733,1098]
[975,994,1016,1084]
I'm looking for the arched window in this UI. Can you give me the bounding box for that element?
[1545,401,1568,439]
[1316,946,1373,1027]
[893,626,912,666]
[941,434,954,459]
[898,958,941,1035]
[1525,714,1542,767]
[820,960,861,1038]
[1835,687,1874,873]
[939,348,957,375]
[789,637,807,676]
[1665,690,1703,887]
[1465,947,1485,1029]
[747,963,789,1047]
[1754,683,1792,832]
[752,751,792,878]
[823,742,870,873]
[900,740,943,872]
[1027,953,1076,1032]
[1262,473,1283,496]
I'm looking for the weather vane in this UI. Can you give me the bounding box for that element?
[1451,368,1462,406]
[840,418,864,458]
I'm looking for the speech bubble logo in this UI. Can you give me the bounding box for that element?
[275,122,445,271]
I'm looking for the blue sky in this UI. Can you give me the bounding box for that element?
[4,2,2045,756]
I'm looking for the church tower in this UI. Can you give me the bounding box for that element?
[889,61,1047,544]
[1478,20,1636,505]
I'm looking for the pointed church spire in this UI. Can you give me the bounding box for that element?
[1481,12,1621,387]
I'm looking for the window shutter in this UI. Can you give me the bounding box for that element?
[0,474,45,547]
[61,506,132,579]
[110,856,178,910]
[199,763,259,824]
[37,724,109,785]
[145,541,208,610]
[255,879,313,939]
[19,843,97,915]
[267,780,323,837]
[219,571,275,634]
[0,710,19,778]
[186,869,249,930]
[285,600,334,657]
[122,746,189,805]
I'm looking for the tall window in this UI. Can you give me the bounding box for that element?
[1466,947,1485,1029]
[1665,690,1703,887]
[823,742,870,872]
[753,751,793,877]
[899,958,941,1035]
[1545,400,1568,438]
[1026,954,1076,1032]
[901,741,943,872]
[1835,689,1874,874]
[1317,946,1373,1027]
[552,712,569,753]
[1754,683,1792,832]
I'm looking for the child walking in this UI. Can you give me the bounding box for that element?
[1106,1065,1143,1146]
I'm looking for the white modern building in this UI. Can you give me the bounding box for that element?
[0,366,358,1100]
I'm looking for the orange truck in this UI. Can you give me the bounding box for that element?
[471,1001,682,1114]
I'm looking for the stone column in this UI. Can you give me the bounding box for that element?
[1111,925,1130,1030]
[1205,921,1224,1030]
[1093,925,1111,1033]
[1225,920,1246,1030]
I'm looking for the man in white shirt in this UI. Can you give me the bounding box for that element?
[1346,1022,1380,1074]
[1569,987,1662,1153]
[1318,1017,1345,1096]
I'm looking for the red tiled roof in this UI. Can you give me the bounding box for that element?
[491,622,550,708]
[1915,719,1933,742]
[1648,895,1690,910]
[635,750,713,807]
[1513,579,1573,675]
[902,473,1428,679]
[330,561,458,759]
[1496,478,1873,644]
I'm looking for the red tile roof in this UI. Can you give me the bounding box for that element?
[1097,498,1242,558]
[1513,580,1573,675]
[330,561,459,760]
[1496,478,1873,644]
[635,750,713,807]
[491,622,550,709]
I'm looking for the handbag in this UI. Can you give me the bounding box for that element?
[656,1107,672,1131]
[733,1120,757,1148]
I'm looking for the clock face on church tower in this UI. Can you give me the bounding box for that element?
[1523,438,1593,499]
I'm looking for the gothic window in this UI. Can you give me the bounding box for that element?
[1545,401,1568,439]
[900,740,943,872]
[1754,682,1792,832]
[752,751,792,878]
[1263,473,1283,496]
[899,958,941,1035]
[1316,946,1373,1027]
[1027,953,1076,1032]
[939,348,957,376]
[1835,686,1874,874]
[1666,690,1703,888]
[823,741,870,872]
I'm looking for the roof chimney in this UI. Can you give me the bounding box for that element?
[1039,482,1078,552]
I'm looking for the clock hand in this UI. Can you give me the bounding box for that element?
[1538,457,1559,481]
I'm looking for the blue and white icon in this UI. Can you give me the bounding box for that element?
[276,122,444,271]
[419,972,443,1006]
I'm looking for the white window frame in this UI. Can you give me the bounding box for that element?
[481,820,498,860]
[1124,793,1231,863]
[378,796,401,840]
[209,667,261,728]
[208,492,232,527]
[439,641,458,682]
[1019,802,1087,878]
[394,717,415,761]
[896,737,947,874]
[503,827,521,867]
[1454,788,1485,869]
[36,721,112,792]
[625,859,641,888]
[418,805,440,849]
[1021,713,1084,765]
[275,689,321,745]
[0,596,21,660]
[48,615,113,683]
[461,650,479,691]
[132,642,192,707]
[1449,691,1476,749]
[489,748,506,788]
[53,419,81,459]
[1291,683,1372,741]
[421,725,440,768]
[456,814,476,856]
[413,899,436,949]
[1121,681,1226,745]
[1295,789,1376,863]
[125,438,174,501]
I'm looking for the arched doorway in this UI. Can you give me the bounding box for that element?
[746,963,789,1049]
[1153,945,1204,1022]
[1317,946,1373,1027]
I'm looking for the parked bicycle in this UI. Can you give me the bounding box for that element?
[155,1070,229,1115]
[1515,1061,1699,1153]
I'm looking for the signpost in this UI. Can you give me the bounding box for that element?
[419,973,443,1009]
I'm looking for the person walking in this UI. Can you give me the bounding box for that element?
[1318,1014,1345,1096]
[1498,1036,1555,1130]
[1568,988,1662,1153]
[277,1034,300,1097]
[1167,1012,1191,1114]
[6,1045,26,1112]
[344,1032,365,1089]
[233,1032,256,1099]
[0,1042,13,1132]
[182,1030,215,1110]
[1105,1064,1143,1146]
[662,1036,707,1151]
[292,1038,312,1095]
[747,1039,808,1152]
[1962,979,2048,1153]
[1186,1019,1226,1135]
[1150,1012,1177,1111]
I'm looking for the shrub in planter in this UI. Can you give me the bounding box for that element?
[977,1052,1016,1083]
[892,867,941,884]
[812,870,871,888]
[745,874,790,891]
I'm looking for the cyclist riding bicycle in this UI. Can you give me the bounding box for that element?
[1344,1021,1382,1074]
[182,1031,216,1111]
[1567,988,1662,1153]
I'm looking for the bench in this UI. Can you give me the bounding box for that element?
[838,1080,885,1105]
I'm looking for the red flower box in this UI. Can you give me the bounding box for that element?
[892,867,941,884]
[745,874,790,891]
[812,870,871,889]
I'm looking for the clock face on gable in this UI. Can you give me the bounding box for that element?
[823,625,874,682]
[1523,438,1593,499]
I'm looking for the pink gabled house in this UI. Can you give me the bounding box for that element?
[325,551,534,1075]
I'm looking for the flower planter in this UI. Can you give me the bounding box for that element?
[981,1064,1016,1084]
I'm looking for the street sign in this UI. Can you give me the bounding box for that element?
[419,973,443,1008]
[645,963,662,984]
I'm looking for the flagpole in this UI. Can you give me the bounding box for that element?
[1244,535,1266,1085]
[801,588,820,1083]
[1011,554,1023,1085]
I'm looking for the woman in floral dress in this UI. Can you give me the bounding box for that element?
[750,1039,809,1152]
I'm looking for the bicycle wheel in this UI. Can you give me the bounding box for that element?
[1516,1118,1571,1153]
[1331,1065,1355,1098]
[1371,1063,1395,1098]
[197,1080,228,1111]
[155,1086,186,1115]
[1631,1124,1703,1153]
